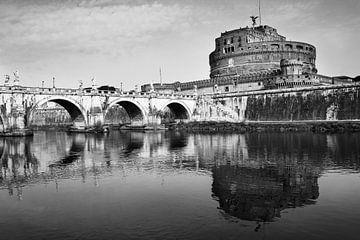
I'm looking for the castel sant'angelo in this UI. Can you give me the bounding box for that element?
[209,24,317,78]
[142,17,355,94]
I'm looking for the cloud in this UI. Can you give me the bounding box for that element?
[0,0,193,61]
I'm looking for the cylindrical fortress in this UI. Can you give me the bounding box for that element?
[209,25,317,77]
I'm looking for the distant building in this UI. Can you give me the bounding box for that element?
[141,24,353,95]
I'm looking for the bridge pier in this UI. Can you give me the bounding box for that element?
[88,112,105,130]
[1,107,33,137]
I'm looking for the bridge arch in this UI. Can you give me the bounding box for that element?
[28,96,88,127]
[105,99,147,124]
[161,100,192,120]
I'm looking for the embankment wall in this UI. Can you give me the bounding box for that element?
[243,86,360,121]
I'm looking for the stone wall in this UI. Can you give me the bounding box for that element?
[243,87,360,121]
[192,84,360,124]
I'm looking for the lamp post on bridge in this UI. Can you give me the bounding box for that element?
[52,77,55,89]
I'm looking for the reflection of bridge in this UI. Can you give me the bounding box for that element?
[2,131,358,223]
[0,85,196,134]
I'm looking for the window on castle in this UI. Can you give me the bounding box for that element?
[238,37,241,42]
[224,39,227,45]
[230,37,234,44]
[285,44,292,50]
[225,86,229,92]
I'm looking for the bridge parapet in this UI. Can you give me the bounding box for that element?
[0,85,196,100]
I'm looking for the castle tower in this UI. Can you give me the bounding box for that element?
[209,25,317,78]
[280,59,303,75]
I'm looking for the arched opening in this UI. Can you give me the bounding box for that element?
[271,44,280,50]
[285,44,293,50]
[105,100,145,126]
[162,102,190,123]
[296,45,304,50]
[29,98,87,129]
[104,104,131,128]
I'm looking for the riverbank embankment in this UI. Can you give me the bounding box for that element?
[168,121,360,133]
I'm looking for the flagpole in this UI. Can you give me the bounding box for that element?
[159,67,163,86]
[259,0,262,25]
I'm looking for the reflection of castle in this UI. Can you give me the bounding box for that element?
[212,164,319,222]
[194,133,327,222]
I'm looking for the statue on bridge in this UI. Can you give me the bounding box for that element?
[13,70,20,85]
[79,80,83,89]
[91,76,96,90]
[4,74,10,86]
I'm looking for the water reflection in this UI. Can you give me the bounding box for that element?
[212,163,319,222]
[49,134,85,167]
[1,131,360,224]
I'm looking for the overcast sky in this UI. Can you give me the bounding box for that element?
[0,0,359,89]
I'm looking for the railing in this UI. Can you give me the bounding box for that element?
[211,82,360,99]
[0,85,196,99]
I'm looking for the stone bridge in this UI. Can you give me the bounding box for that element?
[0,85,197,134]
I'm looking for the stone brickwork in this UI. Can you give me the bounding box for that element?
[206,84,360,123]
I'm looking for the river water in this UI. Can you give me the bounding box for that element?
[0,131,359,240]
